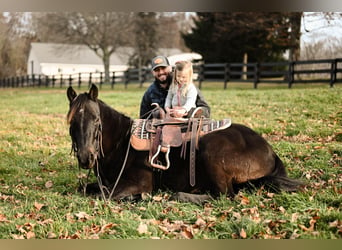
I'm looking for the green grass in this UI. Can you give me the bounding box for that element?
[0,83,341,239]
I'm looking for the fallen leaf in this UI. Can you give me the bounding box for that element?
[12,234,25,239]
[34,202,45,211]
[232,212,241,220]
[0,214,10,223]
[181,227,194,239]
[100,223,117,233]
[278,206,286,213]
[137,223,148,234]
[195,218,206,227]
[152,195,163,202]
[240,228,247,238]
[75,211,91,221]
[47,232,57,239]
[329,220,339,228]
[240,196,250,205]
[26,231,35,239]
[37,218,54,225]
[45,180,53,188]
[291,213,300,223]
[290,229,300,239]
[267,192,275,198]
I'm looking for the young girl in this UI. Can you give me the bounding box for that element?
[164,61,198,118]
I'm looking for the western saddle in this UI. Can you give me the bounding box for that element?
[130,107,231,186]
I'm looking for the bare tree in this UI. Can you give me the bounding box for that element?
[0,13,33,78]
[156,12,190,52]
[129,12,158,68]
[32,12,135,83]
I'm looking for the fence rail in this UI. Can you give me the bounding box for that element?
[1,58,341,89]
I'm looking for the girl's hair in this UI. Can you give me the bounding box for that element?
[170,60,194,97]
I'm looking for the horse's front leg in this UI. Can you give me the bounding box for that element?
[109,168,153,201]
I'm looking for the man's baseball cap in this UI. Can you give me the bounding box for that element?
[151,56,170,70]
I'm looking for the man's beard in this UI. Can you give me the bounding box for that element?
[156,73,172,85]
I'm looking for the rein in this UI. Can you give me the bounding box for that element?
[76,112,133,202]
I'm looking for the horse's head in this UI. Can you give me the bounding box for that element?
[67,84,103,169]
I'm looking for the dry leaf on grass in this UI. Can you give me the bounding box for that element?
[45,180,53,188]
[137,223,148,234]
[26,231,35,239]
[240,228,247,238]
[34,201,45,211]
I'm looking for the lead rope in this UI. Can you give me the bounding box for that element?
[107,138,131,201]
[86,118,133,202]
[94,122,132,202]
[94,138,130,202]
[79,167,92,196]
[96,159,109,200]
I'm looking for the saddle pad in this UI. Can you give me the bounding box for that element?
[131,119,152,139]
[130,118,232,151]
[202,118,231,133]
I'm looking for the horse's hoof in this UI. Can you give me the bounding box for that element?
[170,192,212,205]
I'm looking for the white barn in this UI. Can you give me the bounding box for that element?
[27,42,183,76]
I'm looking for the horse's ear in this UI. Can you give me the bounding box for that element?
[89,84,98,101]
[67,86,77,102]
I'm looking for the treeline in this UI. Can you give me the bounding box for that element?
[1,12,342,81]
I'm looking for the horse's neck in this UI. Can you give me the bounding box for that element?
[100,104,132,155]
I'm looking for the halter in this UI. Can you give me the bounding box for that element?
[72,104,132,202]
[73,114,104,196]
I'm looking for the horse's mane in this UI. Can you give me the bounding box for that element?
[67,93,132,125]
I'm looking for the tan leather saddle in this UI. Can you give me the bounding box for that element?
[130,116,231,186]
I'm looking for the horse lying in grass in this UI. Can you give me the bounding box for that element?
[66,84,303,203]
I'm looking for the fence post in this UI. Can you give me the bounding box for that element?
[68,75,72,87]
[111,72,115,89]
[45,75,49,87]
[124,70,129,89]
[38,74,42,87]
[21,76,24,87]
[139,68,146,88]
[52,75,56,87]
[99,72,103,89]
[330,59,337,88]
[78,73,82,88]
[288,61,295,88]
[31,74,35,86]
[89,72,92,88]
[224,63,230,89]
[60,74,63,88]
[16,76,19,87]
[198,64,204,89]
[253,63,260,89]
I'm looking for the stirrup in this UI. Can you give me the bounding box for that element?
[190,107,203,118]
[150,145,170,170]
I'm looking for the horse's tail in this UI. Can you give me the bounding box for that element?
[264,155,305,192]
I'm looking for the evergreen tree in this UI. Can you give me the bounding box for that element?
[182,12,302,63]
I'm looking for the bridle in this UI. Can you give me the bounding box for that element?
[71,102,131,202]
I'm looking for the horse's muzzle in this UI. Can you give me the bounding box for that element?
[77,149,97,169]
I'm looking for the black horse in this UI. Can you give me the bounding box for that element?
[66,84,303,203]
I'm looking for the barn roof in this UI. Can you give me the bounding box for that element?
[29,42,183,66]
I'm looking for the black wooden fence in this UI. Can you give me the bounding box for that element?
[1,58,341,89]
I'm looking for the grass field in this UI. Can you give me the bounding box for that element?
[0,83,341,239]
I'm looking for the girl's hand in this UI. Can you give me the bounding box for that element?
[173,107,187,118]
